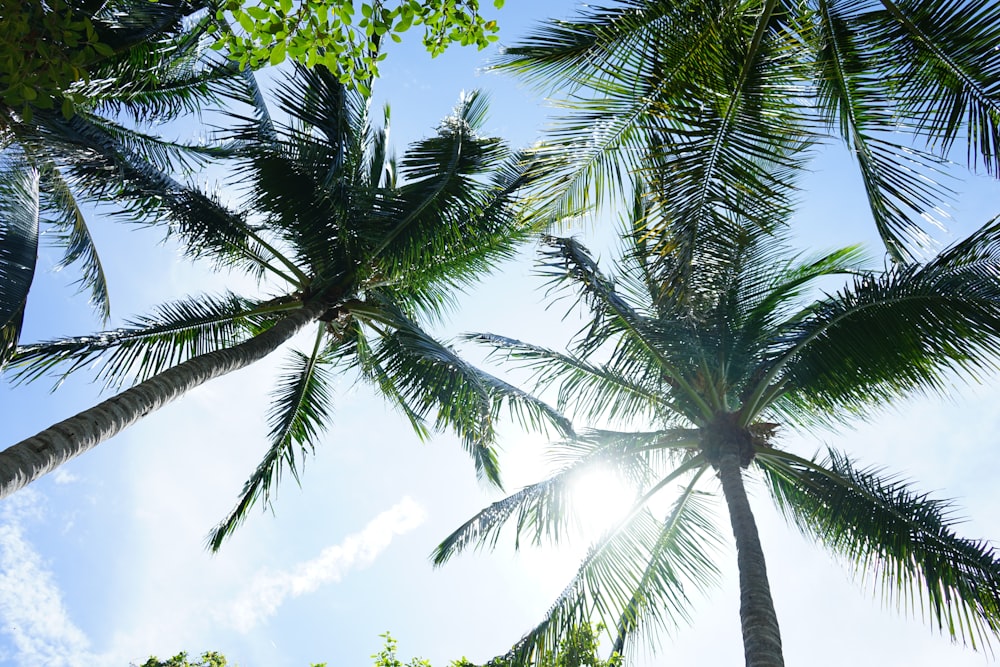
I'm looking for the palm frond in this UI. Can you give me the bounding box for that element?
[871,0,1000,175]
[759,447,1000,647]
[28,111,278,279]
[372,91,510,270]
[351,300,572,487]
[209,326,333,551]
[548,428,702,485]
[9,292,278,389]
[38,165,110,321]
[537,235,716,422]
[73,110,227,175]
[492,0,739,223]
[383,147,541,321]
[492,470,720,667]
[609,482,724,656]
[470,332,680,428]
[0,151,39,364]
[335,316,432,442]
[434,428,698,566]
[812,0,954,260]
[82,9,242,122]
[762,215,1000,422]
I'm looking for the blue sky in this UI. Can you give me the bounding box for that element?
[2,2,1000,666]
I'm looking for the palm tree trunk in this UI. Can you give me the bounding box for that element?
[717,447,784,667]
[0,300,327,499]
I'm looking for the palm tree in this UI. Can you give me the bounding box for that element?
[0,0,239,361]
[433,203,1000,667]
[492,0,1000,262]
[0,65,570,548]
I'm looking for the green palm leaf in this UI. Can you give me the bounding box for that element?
[9,292,276,389]
[485,470,720,666]
[373,91,511,276]
[609,482,723,655]
[537,235,716,422]
[812,0,955,260]
[351,300,572,486]
[470,332,679,427]
[496,0,813,249]
[868,0,1000,175]
[434,428,694,563]
[762,216,1000,421]
[759,448,1000,647]
[209,326,334,550]
[38,164,110,321]
[0,151,39,363]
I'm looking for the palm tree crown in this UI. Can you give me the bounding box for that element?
[434,203,1000,666]
[2,65,569,549]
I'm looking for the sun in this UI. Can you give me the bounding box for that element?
[569,466,638,540]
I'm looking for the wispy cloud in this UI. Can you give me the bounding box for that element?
[223,497,427,633]
[0,491,99,667]
[52,470,79,485]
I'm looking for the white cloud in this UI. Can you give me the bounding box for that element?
[52,470,78,485]
[0,491,100,667]
[223,497,426,633]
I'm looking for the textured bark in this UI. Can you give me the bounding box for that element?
[0,300,326,499]
[717,448,784,667]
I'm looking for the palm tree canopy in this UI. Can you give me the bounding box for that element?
[434,206,1000,663]
[6,65,571,549]
[493,0,1000,262]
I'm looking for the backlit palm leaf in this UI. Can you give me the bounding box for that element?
[38,165,109,321]
[9,292,274,388]
[867,0,1000,175]
[352,299,571,486]
[761,216,1000,421]
[474,471,721,665]
[498,0,1000,260]
[811,0,953,260]
[449,203,1000,662]
[759,448,1000,647]
[209,327,334,550]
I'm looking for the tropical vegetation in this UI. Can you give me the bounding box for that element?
[3,0,1000,665]
[435,206,1000,667]
[427,3,1000,662]
[134,626,616,667]
[0,0,239,361]
[0,64,567,548]
[495,0,1000,262]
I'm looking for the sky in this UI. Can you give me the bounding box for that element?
[2,2,1000,666]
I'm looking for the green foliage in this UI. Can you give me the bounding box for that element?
[529,623,620,667]
[374,627,617,667]
[0,0,236,364]
[496,0,1000,261]
[133,629,613,667]
[137,651,229,667]
[0,0,106,120]
[373,632,437,667]
[213,0,504,90]
[7,66,566,549]
[437,212,1000,662]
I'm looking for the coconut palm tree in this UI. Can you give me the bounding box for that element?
[0,0,239,361]
[0,64,569,548]
[493,0,1000,262]
[433,200,1000,667]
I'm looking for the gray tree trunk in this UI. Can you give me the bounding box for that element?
[0,300,326,499]
[717,448,784,667]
